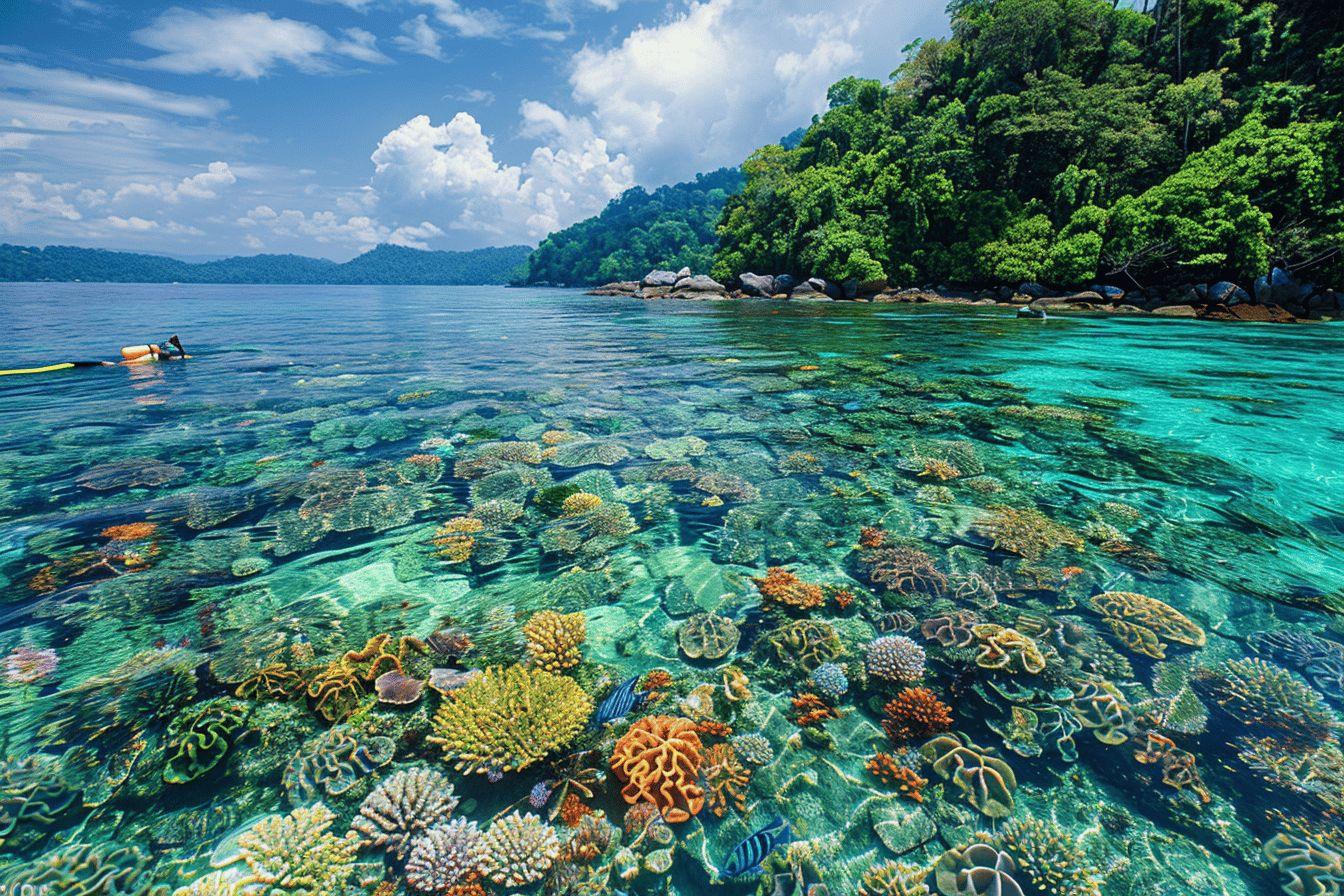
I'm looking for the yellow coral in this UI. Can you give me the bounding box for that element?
[434,516,484,562]
[523,610,587,673]
[970,624,1047,674]
[428,665,592,777]
[1090,591,1205,659]
[561,492,603,516]
[232,803,357,896]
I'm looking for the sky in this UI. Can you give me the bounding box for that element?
[0,0,950,260]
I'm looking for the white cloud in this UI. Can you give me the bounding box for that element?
[127,8,387,78]
[104,215,204,235]
[388,221,446,249]
[394,15,444,59]
[112,161,238,204]
[444,86,495,105]
[368,105,633,242]
[423,0,506,38]
[237,203,442,250]
[335,28,392,65]
[0,172,82,231]
[0,60,227,118]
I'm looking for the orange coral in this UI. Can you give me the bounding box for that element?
[558,793,593,826]
[611,715,705,823]
[831,588,856,610]
[790,692,840,727]
[882,687,954,743]
[753,567,825,611]
[101,522,157,541]
[641,669,673,692]
[702,742,751,818]
[859,526,887,549]
[1135,732,1212,803]
[867,753,926,802]
[694,720,733,738]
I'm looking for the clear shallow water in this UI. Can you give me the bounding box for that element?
[1,284,1342,894]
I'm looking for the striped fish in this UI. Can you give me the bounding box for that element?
[721,815,791,878]
[589,675,648,729]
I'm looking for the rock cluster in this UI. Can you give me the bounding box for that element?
[586,266,1340,323]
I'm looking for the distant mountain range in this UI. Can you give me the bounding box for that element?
[0,242,533,285]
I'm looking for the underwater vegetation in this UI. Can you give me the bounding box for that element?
[1,292,1342,896]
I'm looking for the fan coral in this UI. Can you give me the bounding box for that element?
[235,662,304,701]
[678,612,740,661]
[481,811,562,887]
[1264,833,1344,896]
[352,767,460,859]
[920,612,978,649]
[561,491,604,515]
[1090,591,1205,659]
[523,610,587,673]
[611,715,705,823]
[232,803,356,895]
[1251,630,1344,700]
[971,625,1047,674]
[0,753,79,844]
[754,566,825,611]
[771,620,844,671]
[163,698,248,784]
[405,818,488,892]
[1196,657,1335,746]
[7,841,166,896]
[868,753,927,802]
[810,663,849,700]
[921,734,1017,818]
[934,841,1024,896]
[428,665,592,778]
[975,505,1082,560]
[863,546,948,597]
[999,817,1102,896]
[866,636,927,684]
[731,733,774,766]
[283,725,395,804]
[883,687,954,743]
[702,742,751,817]
[860,859,931,896]
[4,646,59,684]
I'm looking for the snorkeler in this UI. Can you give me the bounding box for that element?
[0,335,189,376]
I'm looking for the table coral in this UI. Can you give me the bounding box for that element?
[481,811,562,887]
[352,766,460,859]
[523,610,587,673]
[611,715,705,823]
[920,734,1017,818]
[428,665,592,778]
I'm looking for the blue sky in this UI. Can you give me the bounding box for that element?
[0,0,949,259]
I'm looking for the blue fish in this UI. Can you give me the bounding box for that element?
[721,815,792,878]
[589,675,649,729]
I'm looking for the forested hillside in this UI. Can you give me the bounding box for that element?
[713,0,1343,291]
[520,168,743,285]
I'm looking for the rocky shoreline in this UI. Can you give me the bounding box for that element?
[588,267,1341,322]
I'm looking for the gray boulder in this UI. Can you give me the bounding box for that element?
[738,272,775,297]
[1152,304,1199,318]
[642,269,679,288]
[673,274,727,294]
[1209,281,1249,306]
[806,277,843,299]
[1092,285,1126,301]
[676,267,692,279]
[1018,282,1049,298]
[773,274,797,294]
[789,280,831,300]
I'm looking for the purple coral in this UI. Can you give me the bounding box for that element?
[405,818,488,892]
[4,647,58,684]
[529,779,556,809]
[865,635,926,684]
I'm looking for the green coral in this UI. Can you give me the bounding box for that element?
[164,698,249,784]
[4,841,168,896]
[999,817,1102,896]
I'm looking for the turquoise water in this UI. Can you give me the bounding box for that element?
[1,283,1342,895]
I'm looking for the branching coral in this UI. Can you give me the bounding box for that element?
[561,491,604,516]
[678,612,740,661]
[1252,630,1344,700]
[999,817,1102,896]
[163,698,248,784]
[4,646,59,684]
[434,516,485,563]
[405,818,488,892]
[352,767,460,859]
[866,636,927,684]
[791,692,840,727]
[701,742,751,817]
[429,665,592,778]
[975,505,1082,560]
[863,546,948,597]
[754,566,825,611]
[611,715,705,823]
[971,624,1047,674]
[1195,657,1335,746]
[1090,591,1205,659]
[523,610,587,673]
[920,734,1017,818]
[860,859,931,896]
[231,803,356,896]
[867,753,927,802]
[883,687,954,743]
[481,811,562,887]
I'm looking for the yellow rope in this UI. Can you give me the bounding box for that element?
[0,362,76,376]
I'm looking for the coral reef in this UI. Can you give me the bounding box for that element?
[481,811,562,887]
[771,619,844,671]
[678,612,740,661]
[975,505,1082,560]
[971,624,1047,674]
[921,612,978,649]
[883,687,954,743]
[701,742,751,817]
[754,566,825,611]
[405,818,488,892]
[229,803,356,895]
[999,817,1102,896]
[611,715,705,823]
[428,665,592,778]
[352,766,460,859]
[810,662,849,700]
[867,753,927,801]
[1090,591,1206,659]
[866,635,927,684]
[4,646,58,684]
[523,610,587,672]
[859,860,931,896]
[921,734,1017,818]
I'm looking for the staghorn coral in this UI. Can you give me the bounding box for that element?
[352,766,460,859]
[1090,591,1205,659]
[6,841,167,896]
[860,859,931,896]
[791,692,840,727]
[282,725,394,804]
[4,645,59,684]
[701,742,751,817]
[867,753,927,802]
[163,698,248,784]
[1264,833,1344,896]
[753,566,825,611]
[611,715,705,823]
[523,610,587,673]
[883,687,954,743]
[971,624,1047,674]
[975,505,1082,560]
[920,734,1017,818]
[999,817,1102,896]
[678,612,740,661]
[231,803,356,896]
[453,440,543,479]
[405,818,488,892]
[1195,657,1336,746]
[0,753,79,844]
[428,665,592,778]
[731,733,774,766]
[934,841,1025,896]
[866,635,927,684]
[434,516,485,563]
[863,546,948,597]
[481,811,562,887]
[172,872,242,896]
[771,619,844,671]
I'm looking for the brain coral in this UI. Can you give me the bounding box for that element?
[352,767,460,860]
[6,841,166,896]
[163,698,248,784]
[920,734,1017,818]
[1264,833,1344,896]
[523,610,587,673]
[611,715,705,823]
[481,811,562,887]
[866,635,927,684]
[770,619,844,671]
[282,725,394,805]
[428,665,592,778]
[1090,591,1205,659]
[678,612,741,661]
[404,818,488,892]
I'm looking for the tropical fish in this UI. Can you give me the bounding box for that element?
[590,675,649,729]
[721,815,792,878]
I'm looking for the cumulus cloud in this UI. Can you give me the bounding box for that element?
[369,104,633,243]
[237,203,444,250]
[0,172,82,231]
[113,161,237,204]
[128,8,388,78]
